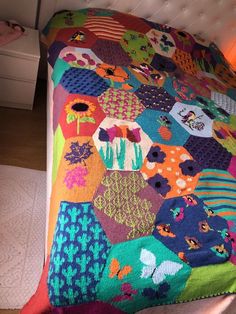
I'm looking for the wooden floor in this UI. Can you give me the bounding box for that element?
[0,79,47,170]
[0,79,46,314]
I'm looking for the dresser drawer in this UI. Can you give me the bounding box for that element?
[0,54,39,81]
[0,77,36,109]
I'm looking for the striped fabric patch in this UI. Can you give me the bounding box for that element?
[195,169,236,221]
[84,16,126,42]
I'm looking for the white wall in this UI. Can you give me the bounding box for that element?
[0,0,38,28]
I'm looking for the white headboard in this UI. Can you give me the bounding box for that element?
[38,0,236,59]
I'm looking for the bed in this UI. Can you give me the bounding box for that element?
[22,1,236,313]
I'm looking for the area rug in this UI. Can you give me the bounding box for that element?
[0,165,46,309]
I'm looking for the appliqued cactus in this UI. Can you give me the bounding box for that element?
[65,224,79,241]
[56,234,67,251]
[50,275,65,297]
[63,287,79,304]
[78,215,92,232]
[76,254,91,273]
[68,206,80,223]
[48,201,111,306]
[62,265,77,285]
[64,243,79,262]
[58,214,69,231]
[77,233,92,251]
[53,254,65,273]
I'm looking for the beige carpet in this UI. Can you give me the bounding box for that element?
[0,165,46,309]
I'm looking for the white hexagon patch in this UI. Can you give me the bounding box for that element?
[92,117,152,170]
[169,102,213,137]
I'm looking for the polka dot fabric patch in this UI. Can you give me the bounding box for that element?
[141,144,201,199]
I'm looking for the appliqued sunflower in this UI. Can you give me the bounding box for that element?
[65,98,96,134]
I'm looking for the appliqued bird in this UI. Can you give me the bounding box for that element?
[70,30,86,42]
[211,244,229,258]
[183,195,198,207]
[185,236,202,250]
[170,207,184,222]
[156,224,176,238]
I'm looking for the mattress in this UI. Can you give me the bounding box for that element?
[22,8,236,314]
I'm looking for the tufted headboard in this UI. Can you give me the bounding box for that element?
[38,0,236,67]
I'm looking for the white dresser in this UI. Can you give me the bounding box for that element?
[0,27,40,110]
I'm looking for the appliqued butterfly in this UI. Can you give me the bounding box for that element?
[140,249,183,285]
[109,258,132,280]
[160,35,174,47]
[111,283,137,302]
[142,282,170,300]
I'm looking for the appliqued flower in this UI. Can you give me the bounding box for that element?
[179,159,201,177]
[96,63,129,83]
[147,173,171,197]
[147,146,166,163]
[63,52,97,68]
[156,224,176,238]
[185,236,202,250]
[65,98,96,133]
[63,53,76,62]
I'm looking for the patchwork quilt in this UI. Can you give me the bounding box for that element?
[22,8,236,314]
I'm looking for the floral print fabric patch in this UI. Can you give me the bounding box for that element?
[153,195,232,267]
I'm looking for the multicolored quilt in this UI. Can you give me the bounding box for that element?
[22,8,236,314]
